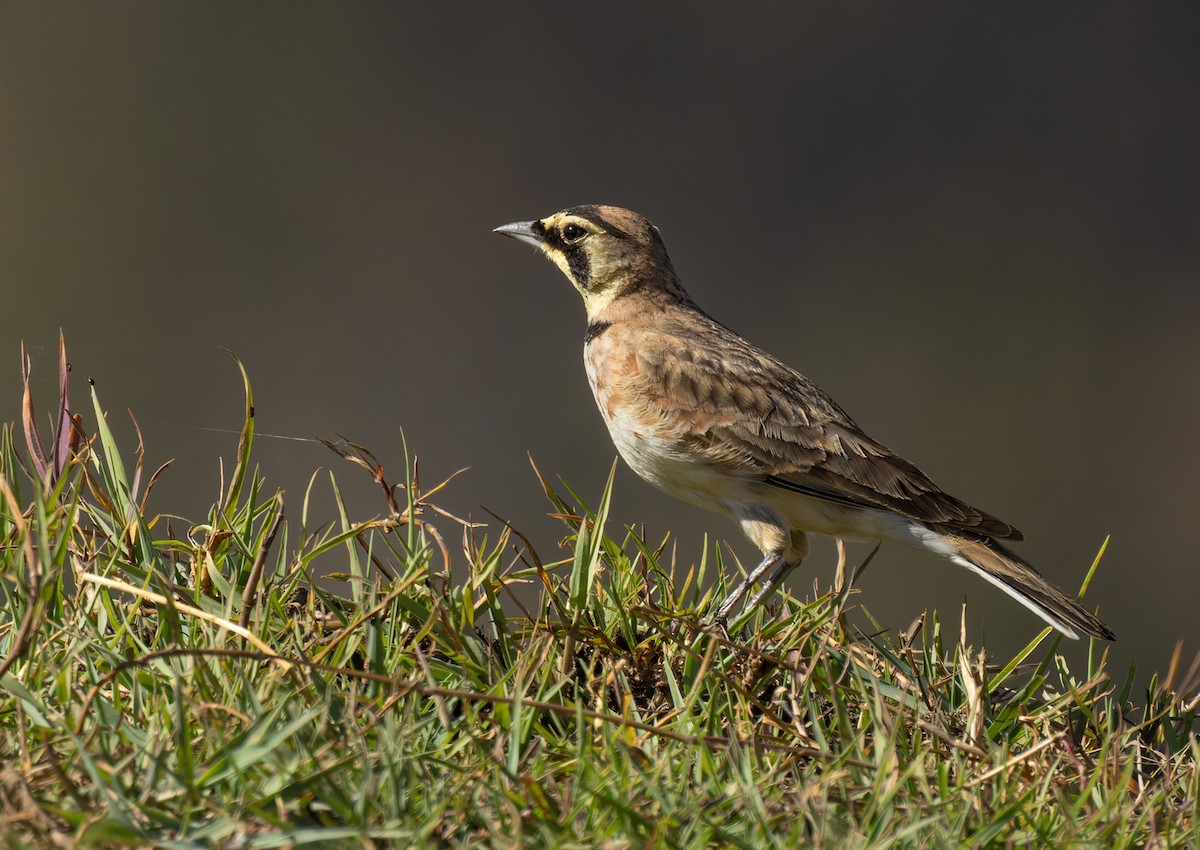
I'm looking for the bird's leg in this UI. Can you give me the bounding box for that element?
[743,559,799,613]
[708,551,784,624]
[705,529,808,626]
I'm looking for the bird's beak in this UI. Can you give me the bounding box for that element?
[493,220,545,249]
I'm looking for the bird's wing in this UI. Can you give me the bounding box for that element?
[628,325,1023,542]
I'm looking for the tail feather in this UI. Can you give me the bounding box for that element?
[944,534,1115,641]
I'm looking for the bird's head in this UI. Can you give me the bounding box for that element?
[495,204,684,317]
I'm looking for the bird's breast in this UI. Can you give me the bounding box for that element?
[584,337,741,513]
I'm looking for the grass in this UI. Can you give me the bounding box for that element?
[1,339,1198,849]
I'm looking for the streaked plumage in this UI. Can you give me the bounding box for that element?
[495,205,1114,640]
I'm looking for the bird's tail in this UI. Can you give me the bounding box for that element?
[942,533,1115,641]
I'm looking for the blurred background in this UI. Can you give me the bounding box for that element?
[2,4,1197,675]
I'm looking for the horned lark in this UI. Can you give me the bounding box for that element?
[495,205,1114,640]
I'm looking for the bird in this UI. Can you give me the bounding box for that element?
[494,204,1114,641]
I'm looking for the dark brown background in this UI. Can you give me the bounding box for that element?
[3,4,1197,675]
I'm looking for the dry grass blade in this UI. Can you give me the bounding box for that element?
[239,492,285,628]
[19,342,49,482]
[78,572,287,664]
[0,475,42,681]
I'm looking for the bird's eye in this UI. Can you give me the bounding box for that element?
[562,224,587,243]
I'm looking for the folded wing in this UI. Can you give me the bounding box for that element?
[630,322,1023,542]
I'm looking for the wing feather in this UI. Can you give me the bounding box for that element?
[628,320,1023,542]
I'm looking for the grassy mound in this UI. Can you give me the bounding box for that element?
[1,344,1197,848]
